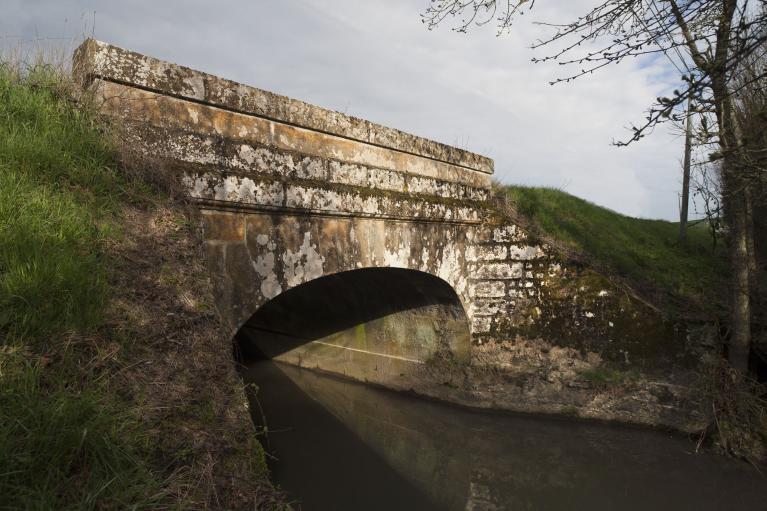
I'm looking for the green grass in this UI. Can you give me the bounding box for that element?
[0,61,122,343]
[501,185,727,312]
[0,61,164,509]
[0,349,162,510]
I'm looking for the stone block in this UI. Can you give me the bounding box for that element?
[479,245,508,261]
[295,156,328,180]
[475,262,524,279]
[471,316,492,333]
[328,160,369,187]
[472,281,506,298]
[492,225,517,242]
[369,169,405,191]
[202,212,245,241]
[471,299,507,316]
[508,245,545,260]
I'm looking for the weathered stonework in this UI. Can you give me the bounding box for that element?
[73,39,493,174]
[77,39,706,431]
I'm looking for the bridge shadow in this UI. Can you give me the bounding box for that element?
[234,267,469,362]
[239,360,448,510]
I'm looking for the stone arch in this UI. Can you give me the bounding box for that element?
[234,267,471,387]
[204,210,476,342]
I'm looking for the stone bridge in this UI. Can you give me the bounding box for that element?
[74,40,700,423]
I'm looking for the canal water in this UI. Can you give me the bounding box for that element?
[240,360,766,510]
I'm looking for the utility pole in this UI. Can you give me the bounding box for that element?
[679,93,693,244]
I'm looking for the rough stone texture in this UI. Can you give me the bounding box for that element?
[94,80,491,192]
[73,39,493,174]
[415,337,705,431]
[203,211,475,333]
[465,224,698,370]
[186,172,481,222]
[78,39,706,431]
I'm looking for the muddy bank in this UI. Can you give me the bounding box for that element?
[105,202,283,509]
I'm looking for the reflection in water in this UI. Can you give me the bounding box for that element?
[240,360,766,510]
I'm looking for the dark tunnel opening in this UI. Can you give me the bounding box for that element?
[233,267,471,368]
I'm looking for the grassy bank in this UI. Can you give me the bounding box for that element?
[0,61,161,508]
[499,187,767,462]
[499,185,727,314]
[0,61,278,509]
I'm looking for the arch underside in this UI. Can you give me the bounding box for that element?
[236,267,470,386]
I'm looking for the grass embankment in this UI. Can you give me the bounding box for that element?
[0,61,278,509]
[499,185,727,314]
[501,187,767,462]
[0,61,160,508]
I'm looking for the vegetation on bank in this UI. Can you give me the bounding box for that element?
[0,60,161,508]
[0,60,277,509]
[498,185,727,314]
[500,185,767,463]
[0,50,761,507]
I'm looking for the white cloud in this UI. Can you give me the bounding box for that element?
[1,0,690,219]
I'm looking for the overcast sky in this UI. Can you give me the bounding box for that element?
[3,0,693,220]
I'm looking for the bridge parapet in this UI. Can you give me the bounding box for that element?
[73,40,493,174]
[74,39,492,223]
[74,39,493,383]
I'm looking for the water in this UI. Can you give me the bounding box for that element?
[240,360,767,510]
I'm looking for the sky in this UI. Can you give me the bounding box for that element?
[2,0,693,220]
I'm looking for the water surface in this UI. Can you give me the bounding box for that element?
[241,360,766,510]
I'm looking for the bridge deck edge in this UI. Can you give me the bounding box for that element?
[73,38,494,176]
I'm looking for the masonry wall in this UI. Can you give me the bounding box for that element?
[76,39,707,430]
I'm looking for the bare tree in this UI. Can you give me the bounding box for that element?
[731,33,767,351]
[424,0,767,372]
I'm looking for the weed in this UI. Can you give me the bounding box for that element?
[698,357,767,464]
[0,57,172,509]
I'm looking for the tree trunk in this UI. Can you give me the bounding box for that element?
[726,176,752,372]
[745,186,757,277]
[709,0,752,371]
[720,90,752,373]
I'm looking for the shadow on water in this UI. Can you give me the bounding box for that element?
[241,360,444,510]
[240,360,767,511]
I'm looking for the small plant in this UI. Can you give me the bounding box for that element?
[0,51,283,510]
[578,367,639,390]
[561,405,580,417]
[0,55,169,509]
